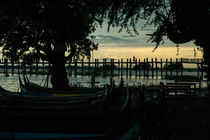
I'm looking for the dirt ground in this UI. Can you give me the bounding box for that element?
[152,95,210,140]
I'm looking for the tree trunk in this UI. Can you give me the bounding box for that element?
[50,51,69,89]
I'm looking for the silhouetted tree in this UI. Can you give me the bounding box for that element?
[0,0,103,89]
[1,0,209,89]
[0,0,165,89]
[152,1,210,79]
[105,0,210,80]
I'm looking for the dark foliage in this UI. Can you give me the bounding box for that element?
[1,0,209,87]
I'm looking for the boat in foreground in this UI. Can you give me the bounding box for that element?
[0,83,143,140]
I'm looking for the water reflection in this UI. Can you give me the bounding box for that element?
[0,72,207,92]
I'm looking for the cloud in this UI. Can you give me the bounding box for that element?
[95,35,138,43]
[120,35,137,38]
[91,22,195,48]
[92,34,160,47]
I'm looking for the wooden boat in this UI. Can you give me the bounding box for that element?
[0,86,109,110]
[0,86,139,137]
[0,77,128,111]
[0,75,121,110]
[0,84,165,139]
[16,75,113,99]
[20,74,108,96]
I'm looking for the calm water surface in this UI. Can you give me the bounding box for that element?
[0,72,208,92]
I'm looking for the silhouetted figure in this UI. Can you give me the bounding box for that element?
[159,82,164,93]
[159,82,166,103]
[91,71,95,85]
[109,77,113,86]
[119,77,124,87]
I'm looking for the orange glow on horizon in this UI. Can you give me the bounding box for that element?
[94,46,203,60]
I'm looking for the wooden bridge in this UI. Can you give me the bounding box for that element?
[0,57,205,78]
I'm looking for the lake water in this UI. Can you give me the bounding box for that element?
[0,45,206,92]
[0,69,208,92]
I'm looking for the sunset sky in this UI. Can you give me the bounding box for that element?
[91,20,202,60]
[0,20,203,60]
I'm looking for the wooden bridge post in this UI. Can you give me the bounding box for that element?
[94,59,97,69]
[201,59,204,78]
[151,58,154,78]
[118,59,120,77]
[166,58,168,76]
[110,59,112,68]
[181,58,183,76]
[129,58,132,69]
[97,59,99,68]
[160,58,163,78]
[135,59,137,77]
[129,58,132,77]
[143,58,146,77]
[103,59,107,77]
[3,58,5,74]
[121,59,123,77]
[170,58,173,77]
[4,58,8,76]
[146,58,149,77]
[81,59,84,76]
[197,61,200,78]
[111,59,114,77]
[138,59,141,77]
[111,59,114,68]
[88,58,91,69]
[104,58,107,68]
[126,59,128,78]
[81,59,84,70]
[102,59,104,77]
[155,58,158,78]
[176,58,178,76]
[102,59,104,68]
[75,59,77,76]
[120,58,123,69]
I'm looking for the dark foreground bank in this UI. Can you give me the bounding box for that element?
[148,95,209,140]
